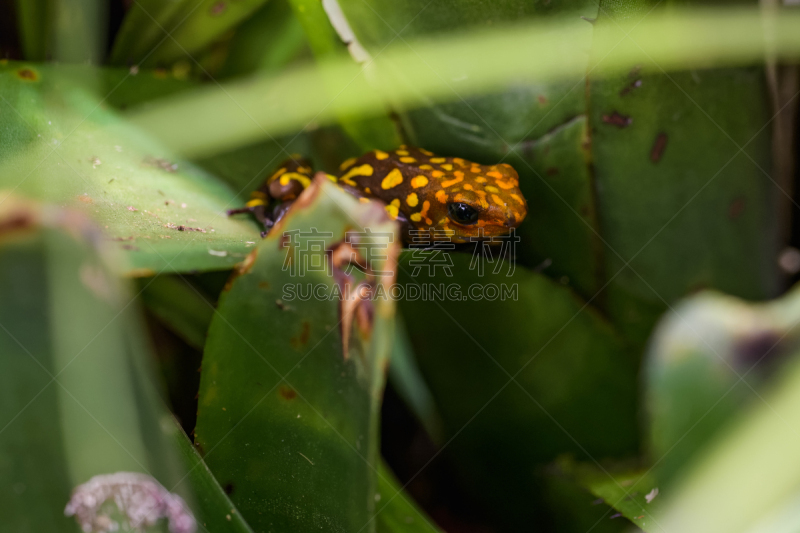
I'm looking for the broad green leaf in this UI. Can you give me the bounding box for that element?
[397,253,638,529]
[15,0,48,60]
[127,9,800,158]
[645,285,800,486]
[0,61,259,275]
[110,0,269,68]
[0,195,192,530]
[173,426,254,532]
[590,4,780,344]
[195,178,399,532]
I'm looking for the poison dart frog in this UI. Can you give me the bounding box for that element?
[227,146,527,243]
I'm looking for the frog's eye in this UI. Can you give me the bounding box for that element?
[447,202,480,225]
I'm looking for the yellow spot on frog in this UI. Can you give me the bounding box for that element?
[440,163,453,171]
[485,185,500,193]
[510,193,524,204]
[268,167,287,182]
[430,157,446,163]
[396,150,409,156]
[475,176,487,183]
[411,176,429,189]
[280,172,311,188]
[487,170,504,179]
[365,187,371,194]
[359,197,370,203]
[385,203,399,219]
[399,156,416,164]
[245,198,266,207]
[435,190,447,203]
[419,164,433,170]
[410,212,422,222]
[339,157,358,170]
[340,164,374,186]
[492,194,506,207]
[419,148,433,156]
[463,184,473,190]
[496,180,515,189]
[325,173,337,182]
[381,168,404,189]
[406,192,419,207]
[374,150,389,160]
[431,170,445,178]
[441,176,463,188]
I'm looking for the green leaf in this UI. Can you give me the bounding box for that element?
[589,8,780,344]
[375,461,443,533]
[287,0,401,150]
[0,61,260,275]
[127,8,800,158]
[110,0,269,68]
[0,194,192,530]
[216,0,309,79]
[556,457,662,532]
[397,252,639,528]
[139,274,215,350]
[15,0,48,60]
[195,178,399,532]
[654,349,800,533]
[644,286,800,486]
[173,426,255,532]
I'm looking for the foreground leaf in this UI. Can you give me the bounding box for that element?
[0,61,259,275]
[195,179,398,532]
[128,8,800,158]
[0,194,191,530]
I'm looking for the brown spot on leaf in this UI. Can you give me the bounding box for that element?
[223,482,235,495]
[77,194,93,204]
[223,248,258,291]
[729,197,745,219]
[546,167,559,176]
[279,386,297,400]
[537,94,548,105]
[0,209,36,236]
[16,68,38,81]
[290,321,311,349]
[650,133,668,163]
[602,112,632,128]
[210,1,226,15]
[258,281,270,290]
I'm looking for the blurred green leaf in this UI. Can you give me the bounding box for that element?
[0,61,260,275]
[397,252,638,529]
[216,0,308,79]
[15,0,107,63]
[195,178,398,532]
[645,286,800,486]
[387,315,444,445]
[287,0,401,150]
[139,274,214,350]
[15,0,48,60]
[127,8,800,158]
[0,195,191,530]
[654,346,800,533]
[111,0,269,68]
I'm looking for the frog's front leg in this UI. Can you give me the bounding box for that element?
[227,156,314,236]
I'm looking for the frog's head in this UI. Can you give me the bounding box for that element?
[426,161,527,243]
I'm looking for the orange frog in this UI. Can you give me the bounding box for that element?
[228,146,527,243]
